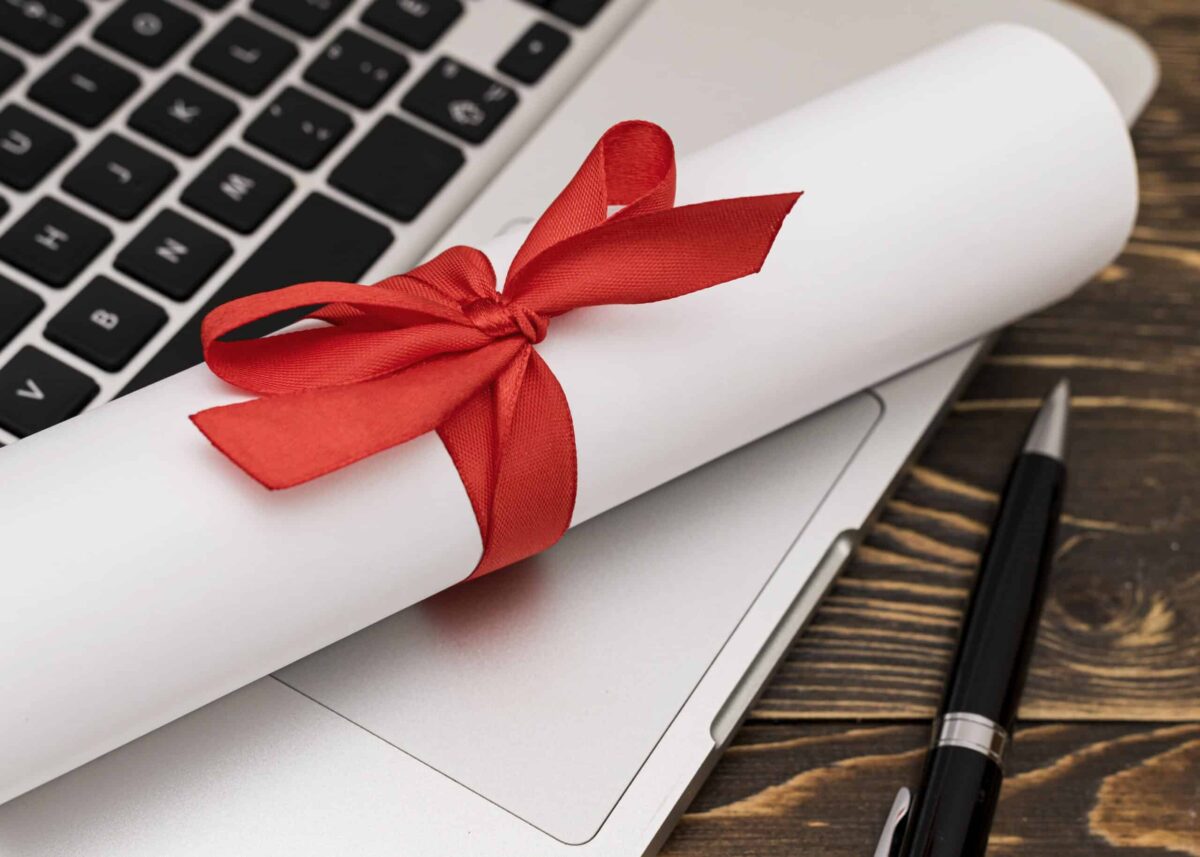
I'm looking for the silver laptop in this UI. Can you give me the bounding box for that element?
[0,0,1155,853]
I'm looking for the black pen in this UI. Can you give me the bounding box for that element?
[873,379,1070,857]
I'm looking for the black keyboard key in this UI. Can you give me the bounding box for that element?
[0,105,75,191]
[547,0,607,26]
[0,0,87,54]
[331,115,461,221]
[182,147,293,234]
[46,275,167,371]
[0,274,44,348]
[0,48,24,94]
[129,74,239,156]
[0,198,111,287]
[122,193,391,393]
[29,46,139,129]
[116,209,231,300]
[0,346,97,436]
[251,0,351,37]
[192,16,298,96]
[304,29,407,109]
[62,133,177,221]
[498,21,569,84]
[362,0,462,50]
[190,0,231,8]
[244,87,351,170]
[95,0,202,68]
[401,57,517,144]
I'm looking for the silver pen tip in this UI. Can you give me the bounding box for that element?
[1023,378,1070,461]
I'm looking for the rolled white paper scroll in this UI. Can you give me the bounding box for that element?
[0,24,1136,805]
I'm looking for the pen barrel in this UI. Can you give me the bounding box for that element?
[942,452,1066,730]
[896,452,1064,857]
[897,746,1004,857]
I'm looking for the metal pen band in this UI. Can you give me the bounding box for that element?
[935,712,1009,766]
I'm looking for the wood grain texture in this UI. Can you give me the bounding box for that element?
[662,723,1200,856]
[667,1,1200,853]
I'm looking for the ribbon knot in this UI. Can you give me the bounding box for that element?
[191,120,800,578]
[463,295,548,344]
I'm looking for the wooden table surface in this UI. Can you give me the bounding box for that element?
[663,2,1200,854]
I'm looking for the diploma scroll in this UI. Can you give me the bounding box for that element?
[0,24,1137,805]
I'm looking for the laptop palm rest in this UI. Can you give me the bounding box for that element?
[275,392,880,844]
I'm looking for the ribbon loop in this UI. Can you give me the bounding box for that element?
[192,121,801,577]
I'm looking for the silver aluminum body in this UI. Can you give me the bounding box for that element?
[0,0,1155,854]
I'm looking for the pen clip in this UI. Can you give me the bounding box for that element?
[872,787,911,857]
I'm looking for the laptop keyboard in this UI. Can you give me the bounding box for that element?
[0,0,613,444]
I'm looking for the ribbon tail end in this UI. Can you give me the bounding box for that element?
[755,191,804,269]
[190,410,303,491]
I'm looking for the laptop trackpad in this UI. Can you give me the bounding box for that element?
[275,393,880,844]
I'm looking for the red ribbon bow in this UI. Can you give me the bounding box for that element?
[192,121,800,577]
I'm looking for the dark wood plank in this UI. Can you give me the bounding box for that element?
[751,0,1200,723]
[662,722,1200,856]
